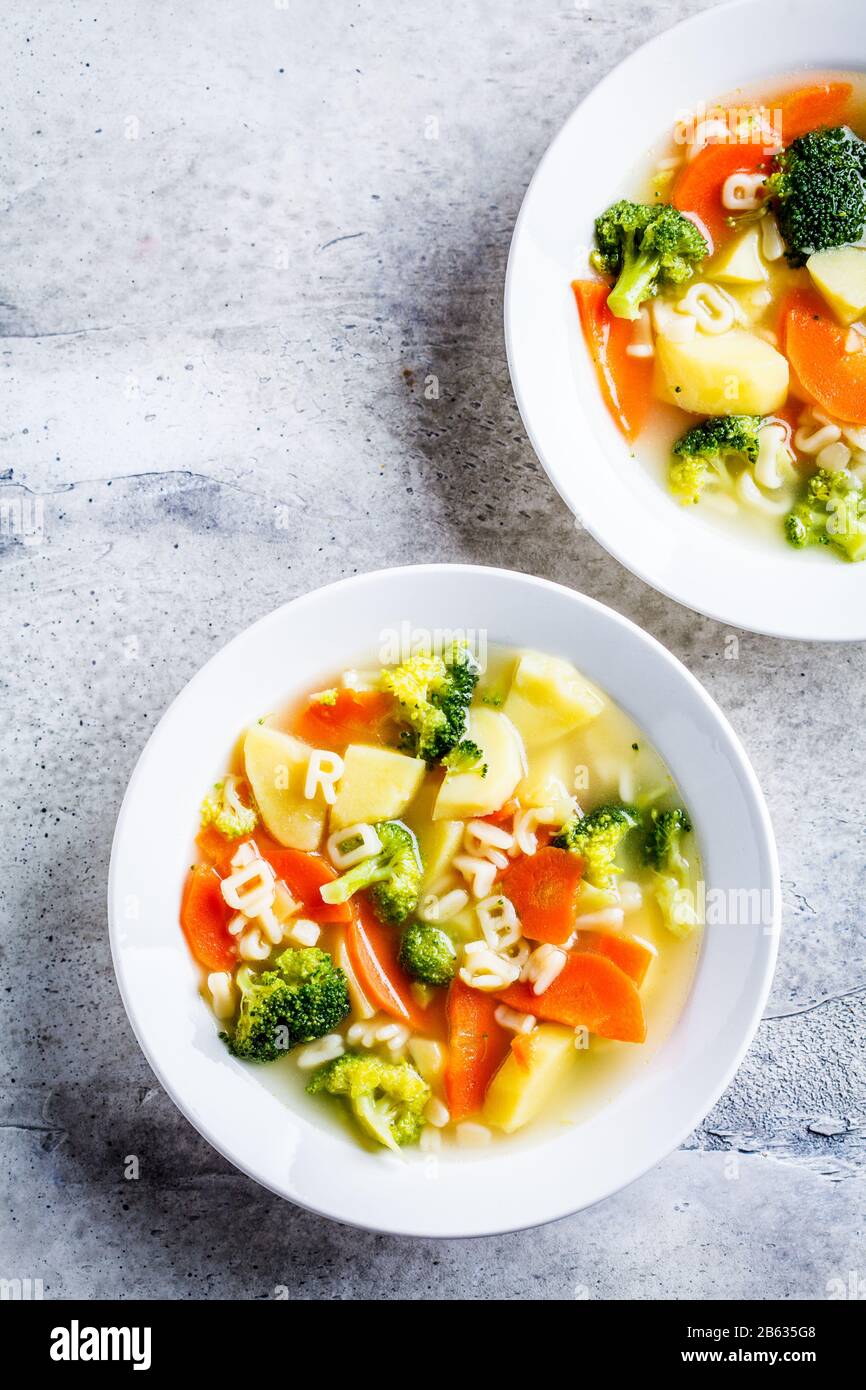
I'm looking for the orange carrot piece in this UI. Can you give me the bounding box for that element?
[479,798,520,826]
[510,1031,535,1071]
[255,842,353,925]
[777,81,852,142]
[180,864,237,972]
[782,288,866,425]
[195,827,352,924]
[496,952,646,1043]
[345,900,428,1029]
[195,823,237,874]
[572,279,654,443]
[500,846,585,946]
[295,689,394,750]
[444,979,511,1121]
[578,930,655,987]
[672,141,770,254]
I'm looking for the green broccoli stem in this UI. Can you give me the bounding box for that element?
[607,248,659,320]
[320,857,389,905]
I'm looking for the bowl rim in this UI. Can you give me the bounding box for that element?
[504,0,866,642]
[108,563,780,1236]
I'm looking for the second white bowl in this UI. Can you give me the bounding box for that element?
[505,0,866,639]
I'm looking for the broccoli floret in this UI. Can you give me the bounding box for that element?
[380,643,479,763]
[784,468,866,562]
[592,200,708,320]
[274,946,352,1042]
[669,454,715,507]
[669,415,764,505]
[767,126,866,266]
[441,739,487,777]
[199,774,258,839]
[319,819,422,924]
[224,967,294,1062]
[307,1053,430,1150]
[643,807,697,937]
[223,949,350,1062]
[644,806,692,876]
[399,921,457,986]
[551,803,640,889]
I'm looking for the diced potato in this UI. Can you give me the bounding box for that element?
[655,328,789,415]
[243,724,327,851]
[455,915,485,947]
[575,881,619,915]
[483,1025,575,1133]
[503,651,604,748]
[710,227,768,285]
[329,743,425,831]
[418,819,465,889]
[404,777,464,888]
[408,1037,445,1084]
[515,769,575,823]
[433,709,525,820]
[517,739,579,800]
[807,245,866,325]
[411,981,434,1009]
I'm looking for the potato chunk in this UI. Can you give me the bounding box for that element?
[515,769,575,823]
[655,328,789,415]
[503,650,603,748]
[807,246,866,325]
[243,724,327,851]
[404,777,464,888]
[433,709,525,821]
[710,227,767,285]
[329,744,426,831]
[483,1025,575,1133]
[417,819,465,889]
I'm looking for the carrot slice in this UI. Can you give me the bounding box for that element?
[345,900,428,1029]
[180,864,237,971]
[672,141,770,254]
[496,953,646,1043]
[444,979,511,1121]
[782,288,866,425]
[295,689,394,750]
[255,842,352,925]
[777,81,852,142]
[195,828,352,924]
[500,846,585,946]
[479,798,520,826]
[572,279,653,443]
[510,1031,535,1071]
[195,824,237,874]
[578,930,655,987]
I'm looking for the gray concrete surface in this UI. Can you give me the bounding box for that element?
[1,0,863,1301]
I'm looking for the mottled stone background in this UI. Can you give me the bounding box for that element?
[1,0,862,1300]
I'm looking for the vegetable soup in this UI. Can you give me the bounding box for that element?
[574,73,866,562]
[181,641,702,1153]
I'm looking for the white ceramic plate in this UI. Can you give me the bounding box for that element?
[505,0,866,640]
[108,565,779,1236]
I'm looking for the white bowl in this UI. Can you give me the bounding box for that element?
[108,564,779,1236]
[505,0,866,640]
